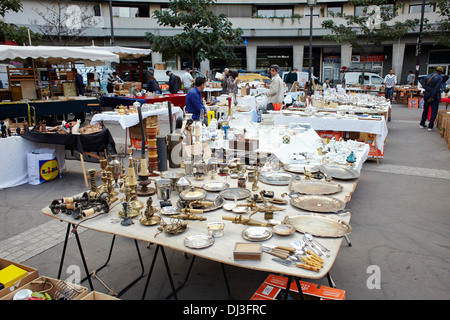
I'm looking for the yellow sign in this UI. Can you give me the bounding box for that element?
[40,159,59,182]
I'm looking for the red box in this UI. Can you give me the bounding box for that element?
[251,274,345,301]
[130,138,148,150]
[316,131,343,141]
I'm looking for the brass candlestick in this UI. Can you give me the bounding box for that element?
[137,157,156,197]
[140,197,161,226]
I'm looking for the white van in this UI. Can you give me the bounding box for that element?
[343,72,384,89]
[152,69,206,85]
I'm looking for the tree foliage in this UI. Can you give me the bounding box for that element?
[0,0,42,45]
[426,0,450,47]
[145,0,243,71]
[321,0,419,81]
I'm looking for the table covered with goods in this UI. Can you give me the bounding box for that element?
[37,102,373,299]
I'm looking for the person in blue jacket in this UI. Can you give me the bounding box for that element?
[420,66,444,131]
[185,77,207,123]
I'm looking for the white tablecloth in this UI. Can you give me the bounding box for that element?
[273,114,388,152]
[90,107,183,136]
[0,136,65,189]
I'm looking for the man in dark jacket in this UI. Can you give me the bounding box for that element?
[284,68,298,91]
[167,70,180,94]
[419,66,444,131]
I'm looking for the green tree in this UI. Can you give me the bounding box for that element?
[145,0,243,73]
[322,0,419,83]
[0,0,42,45]
[426,0,450,47]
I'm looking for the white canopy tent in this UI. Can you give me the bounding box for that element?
[81,45,151,59]
[0,45,120,64]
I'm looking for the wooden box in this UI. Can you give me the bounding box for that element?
[0,258,39,299]
[229,139,259,151]
[233,242,262,260]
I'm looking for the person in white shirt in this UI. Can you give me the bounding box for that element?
[265,64,284,110]
[384,69,397,103]
[181,68,194,93]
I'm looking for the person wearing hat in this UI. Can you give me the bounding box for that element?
[167,70,181,94]
[265,64,284,110]
[419,66,444,131]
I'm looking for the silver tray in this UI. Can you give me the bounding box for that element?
[242,227,273,242]
[184,234,215,249]
[159,206,180,216]
[289,195,345,213]
[176,193,225,212]
[284,214,352,238]
[219,188,252,201]
[289,180,343,195]
[259,171,297,186]
[321,165,360,180]
[283,164,320,174]
[202,181,230,192]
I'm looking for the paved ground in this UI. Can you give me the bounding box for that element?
[1,103,449,301]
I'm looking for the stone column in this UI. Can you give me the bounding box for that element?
[246,45,257,71]
[293,44,304,71]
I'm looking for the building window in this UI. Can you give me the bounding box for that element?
[327,5,342,17]
[355,4,394,17]
[409,4,435,14]
[210,5,252,18]
[256,6,293,18]
[112,5,149,18]
[93,4,101,17]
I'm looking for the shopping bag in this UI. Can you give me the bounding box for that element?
[27,148,60,185]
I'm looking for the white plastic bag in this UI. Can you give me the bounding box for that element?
[27,148,60,185]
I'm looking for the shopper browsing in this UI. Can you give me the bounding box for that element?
[185,77,207,123]
[384,70,397,104]
[419,66,444,131]
[181,68,194,93]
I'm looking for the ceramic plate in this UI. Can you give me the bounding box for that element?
[184,234,215,249]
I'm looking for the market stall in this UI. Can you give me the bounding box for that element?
[0,97,100,120]
[100,94,187,110]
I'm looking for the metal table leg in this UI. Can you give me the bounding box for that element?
[141,244,178,300]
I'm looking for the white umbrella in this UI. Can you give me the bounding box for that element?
[0,45,120,64]
[81,45,151,59]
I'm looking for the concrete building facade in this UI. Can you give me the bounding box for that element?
[4,0,449,84]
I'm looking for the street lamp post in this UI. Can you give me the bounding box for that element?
[307,0,317,96]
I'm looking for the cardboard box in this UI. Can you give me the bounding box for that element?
[251,274,345,301]
[408,97,424,109]
[0,258,38,299]
[229,139,259,151]
[1,276,89,300]
[81,291,120,300]
[358,133,384,158]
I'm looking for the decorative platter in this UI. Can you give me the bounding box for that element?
[242,227,273,242]
[176,194,224,212]
[184,234,215,249]
[321,165,360,180]
[289,195,345,213]
[283,164,320,174]
[202,181,230,192]
[284,214,352,238]
[159,206,180,216]
[219,188,252,201]
[259,171,297,186]
[289,180,343,195]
